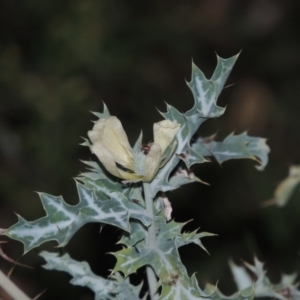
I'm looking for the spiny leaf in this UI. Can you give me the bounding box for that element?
[186,64,222,118]
[159,273,203,300]
[203,284,254,300]
[79,160,124,191]
[150,55,238,196]
[192,132,270,171]
[118,220,147,247]
[161,279,254,300]
[5,182,151,252]
[176,146,207,168]
[229,260,252,291]
[79,176,151,227]
[40,251,117,300]
[186,54,239,118]
[210,55,240,98]
[169,167,209,188]
[114,215,213,299]
[175,230,216,254]
[230,258,300,300]
[91,102,111,119]
[40,251,142,300]
[111,272,144,300]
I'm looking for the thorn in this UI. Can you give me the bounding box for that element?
[99,225,105,233]
[33,288,47,300]
[8,265,16,277]
[0,244,33,272]
[224,83,236,89]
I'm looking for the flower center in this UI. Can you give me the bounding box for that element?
[141,143,153,155]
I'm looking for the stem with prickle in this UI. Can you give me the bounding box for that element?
[143,182,158,300]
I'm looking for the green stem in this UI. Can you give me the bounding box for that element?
[0,269,31,300]
[143,182,158,300]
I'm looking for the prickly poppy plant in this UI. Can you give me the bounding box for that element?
[2,54,300,300]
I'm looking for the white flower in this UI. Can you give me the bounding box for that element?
[88,116,180,182]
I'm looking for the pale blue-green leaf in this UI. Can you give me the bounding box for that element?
[112,247,152,277]
[78,177,126,199]
[169,168,208,188]
[113,244,204,300]
[133,131,143,153]
[151,55,238,196]
[210,54,240,98]
[79,175,151,226]
[177,146,207,168]
[40,251,118,300]
[160,104,186,125]
[79,160,125,191]
[91,102,111,119]
[240,257,300,300]
[111,192,151,227]
[129,187,145,206]
[175,230,216,254]
[154,196,164,215]
[111,272,143,300]
[118,220,147,247]
[159,273,203,300]
[5,182,131,252]
[151,106,206,195]
[203,284,254,300]
[80,137,91,147]
[229,260,252,290]
[186,63,224,118]
[280,273,298,286]
[192,133,270,171]
[114,215,213,299]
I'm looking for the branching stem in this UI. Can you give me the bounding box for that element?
[143,182,158,300]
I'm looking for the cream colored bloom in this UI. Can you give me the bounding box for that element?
[88,116,180,182]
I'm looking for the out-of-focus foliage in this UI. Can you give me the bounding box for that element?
[263,165,300,207]
[1,1,300,299]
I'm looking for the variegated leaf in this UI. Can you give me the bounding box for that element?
[203,284,254,300]
[230,258,300,300]
[40,251,143,300]
[118,220,147,247]
[5,182,151,252]
[111,272,144,300]
[40,251,117,300]
[114,215,214,299]
[192,132,270,171]
[150,55,238,196]
[169,167,209,189]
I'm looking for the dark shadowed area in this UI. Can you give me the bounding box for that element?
[1,0,300,299]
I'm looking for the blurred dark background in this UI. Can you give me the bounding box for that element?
[1,0,300,299]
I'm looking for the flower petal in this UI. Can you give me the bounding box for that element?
[90,143,141,181]
[88,116,134,170]
[159,139,178,168]
[144,143,163,182]
[153,120,181,153]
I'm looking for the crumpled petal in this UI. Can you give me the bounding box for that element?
[88,116,180,183]
[153,120,181,153]
[90,143,141,181]
[159,139,178,168]
[144,143,162,182]
[88,116,134,170]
